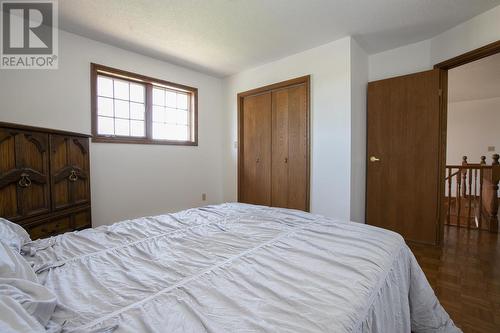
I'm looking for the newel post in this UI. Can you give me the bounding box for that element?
[490,154,499,233]
[461,156,468,198]
[478,156,487,228]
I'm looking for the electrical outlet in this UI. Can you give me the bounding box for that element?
[202,193,207,201]
[488,146,495,152]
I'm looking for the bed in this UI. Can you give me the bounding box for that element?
[1,203,459,332]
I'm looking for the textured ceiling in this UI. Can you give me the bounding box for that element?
[58,0,500,77]
[449,52,500,103]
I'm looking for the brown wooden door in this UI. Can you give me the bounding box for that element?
[367,69,443,245]
[240,92,272,205]
[271,84,308,210]
[50,135,90,210]
[0,128,50,221]
[238,76,310,211]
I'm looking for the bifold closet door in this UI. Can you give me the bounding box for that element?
[271,84,308,210]
[238,76,309,211]
[240,92,272,205]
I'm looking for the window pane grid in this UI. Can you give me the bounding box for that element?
[112,76,116,135]
[94,66,196,145]
[97,74,146,138]
[99,115,141,121]
[97,96,133,103]
[151,87,190,141]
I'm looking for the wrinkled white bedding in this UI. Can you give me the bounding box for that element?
[22,203,459,333]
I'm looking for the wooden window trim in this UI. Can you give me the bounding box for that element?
[91,63,198,146]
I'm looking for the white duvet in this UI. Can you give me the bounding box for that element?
[19,203,459,333]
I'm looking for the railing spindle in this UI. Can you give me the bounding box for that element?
[474,168,477,199]
[468,168,473,228]
[479,166,484,229]
[457,168,462,226]
[490,154,499,233]
[462,156,468,198]
[479,156,486,230]
[447,168,452,225]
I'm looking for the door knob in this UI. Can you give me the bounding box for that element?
[370,156,381,162]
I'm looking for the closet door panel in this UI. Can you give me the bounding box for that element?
[271,89,289,208]
[241,93,272,205]
[287,84,308,211]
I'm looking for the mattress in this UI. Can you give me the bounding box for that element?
[22,203,459,332]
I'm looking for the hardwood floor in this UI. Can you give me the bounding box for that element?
[410,225,500,333]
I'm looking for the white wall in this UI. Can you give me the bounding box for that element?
[3,4,498,226]
[369,39,432,81]
[447,97,500,165]
[223,37,358,221]
[221,4,500,221]
[431,5,500,65]
[0,30,225,226]
[369,5,500,81]
[350,39,368,222]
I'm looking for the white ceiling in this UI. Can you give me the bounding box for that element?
[448,52,500,103]
[59,0,500,77]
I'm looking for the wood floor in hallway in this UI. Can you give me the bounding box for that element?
[410,226,500,333]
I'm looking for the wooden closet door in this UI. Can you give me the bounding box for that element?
[0,129,50,221]
[50,135,90,210]
[271,89,289,208]
[271,84,308,210]
[240,93,272,205]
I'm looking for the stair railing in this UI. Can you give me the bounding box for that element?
[445,154,499,232]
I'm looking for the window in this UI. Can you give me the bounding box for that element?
[96,76,146,138]
[91,63,198,145]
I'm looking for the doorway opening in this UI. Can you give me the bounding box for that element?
[436,42,500,234]
[366,41,500,245]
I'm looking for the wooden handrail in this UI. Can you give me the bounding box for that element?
[445,170,460,180]
[446,165,492,169]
